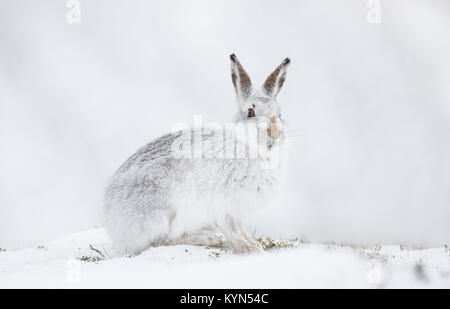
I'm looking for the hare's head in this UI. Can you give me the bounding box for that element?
[230,54,290,140]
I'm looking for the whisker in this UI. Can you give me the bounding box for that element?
[282,134,301,138]
[282,129,303,133]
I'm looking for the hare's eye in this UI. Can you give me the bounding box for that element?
[247,108,255,118]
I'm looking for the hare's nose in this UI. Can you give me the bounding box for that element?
[267,117,280,139]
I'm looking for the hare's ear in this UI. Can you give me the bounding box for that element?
[262,58,290,99]
[230,54,252,103]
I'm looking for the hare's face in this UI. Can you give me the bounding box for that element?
[230,54,289,140]
[240,96,280,122]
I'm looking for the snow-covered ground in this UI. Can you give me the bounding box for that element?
[1,227,449,288]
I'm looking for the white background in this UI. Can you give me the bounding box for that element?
[1,0,449,249]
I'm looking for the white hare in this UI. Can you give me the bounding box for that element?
[104,54,290,255]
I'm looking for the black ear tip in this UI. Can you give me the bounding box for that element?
[283,58,291,65]
[230,54,237,62]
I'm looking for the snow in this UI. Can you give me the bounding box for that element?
[1,2,450,286]
[1,228,449,288]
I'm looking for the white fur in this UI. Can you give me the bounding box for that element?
[104,56,290,255]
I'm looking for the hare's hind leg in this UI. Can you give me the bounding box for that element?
[165,228,226,248]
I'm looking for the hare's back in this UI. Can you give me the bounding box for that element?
[105,132,182,205]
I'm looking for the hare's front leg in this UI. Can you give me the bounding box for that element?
[223,216,263,254]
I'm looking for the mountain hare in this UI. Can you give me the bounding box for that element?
[104,54,290,255]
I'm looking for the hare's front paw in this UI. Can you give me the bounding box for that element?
[229,238,264,254]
